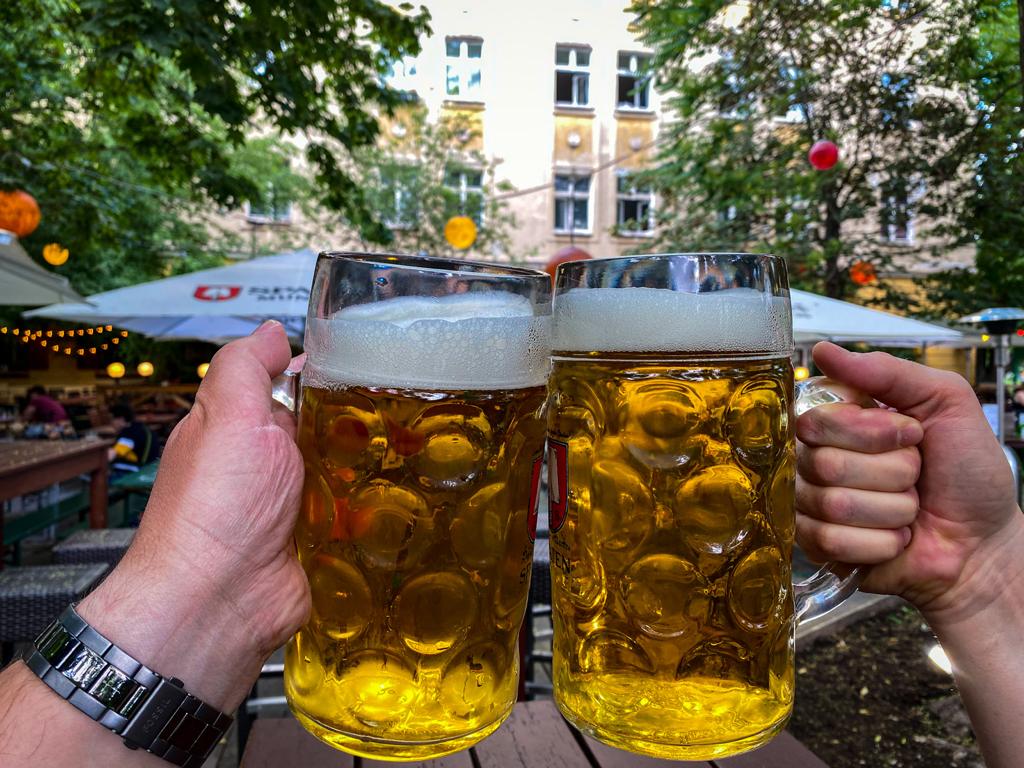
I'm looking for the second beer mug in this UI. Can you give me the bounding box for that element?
[284,253,551,759]
[547,253,861,760]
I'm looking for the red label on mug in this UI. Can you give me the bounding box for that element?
[527,453,543,541]
[547,438,568,533]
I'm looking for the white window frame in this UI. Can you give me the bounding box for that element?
[381,165,418,230]
[555,45,591,108]
[444,166,485,225]
[554,173,592,235]
[774,63,806,124]
[384,54,419,95]
[615,172,654,237]
[245,186,292,225]
[880,190,914,245]
[616,52,653,112]
[445,37,483,101]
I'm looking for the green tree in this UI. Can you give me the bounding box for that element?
[917,1,1024,318]
[352,109,517,260]
[633,1,971,300]
[0,0,429,298]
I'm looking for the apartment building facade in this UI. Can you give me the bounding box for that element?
[225,0,666,267]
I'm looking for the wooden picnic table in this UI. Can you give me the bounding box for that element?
[0,439,112,556]
[240,700,828,768]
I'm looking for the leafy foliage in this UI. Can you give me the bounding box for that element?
[916,1,1024,318]
[0,0,428,300]
[631,0,975,300]
[352,108,517,260]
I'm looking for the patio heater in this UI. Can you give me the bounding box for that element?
[959,308,1024,506]
[959,307,1024,445]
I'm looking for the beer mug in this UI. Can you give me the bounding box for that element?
[283,252,551,759]
[546,253,862,760]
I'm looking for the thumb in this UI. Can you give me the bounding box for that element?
[811,341,972,421]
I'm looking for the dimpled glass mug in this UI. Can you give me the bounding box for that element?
[277,252,551,760]
[545,253,864,760]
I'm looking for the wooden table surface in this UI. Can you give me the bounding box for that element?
[0,439,113,556]
[241,700,828,768]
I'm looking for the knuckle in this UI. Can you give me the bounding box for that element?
[820,488,853,524]
[815,524,848,560]
[796,409,828,444]
[813,447,846,484]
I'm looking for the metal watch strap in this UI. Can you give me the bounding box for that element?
[22,604,232,767]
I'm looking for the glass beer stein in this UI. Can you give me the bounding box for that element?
[546,253,863,760]
[282,252,551,759]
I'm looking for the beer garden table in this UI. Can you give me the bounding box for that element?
[240,700,828,768]
[0,439,112,563]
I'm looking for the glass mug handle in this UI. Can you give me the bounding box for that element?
[271,367,301,413]
[792,376,877,622]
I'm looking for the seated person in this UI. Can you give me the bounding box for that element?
[21,385,68,423]
[107,403,159,473]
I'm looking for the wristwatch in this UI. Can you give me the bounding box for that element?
[22,604,233,767]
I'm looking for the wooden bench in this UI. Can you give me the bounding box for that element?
[240,700,829,767]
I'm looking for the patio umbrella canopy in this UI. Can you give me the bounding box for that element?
[0,229,83,306]
[790,289,962,346]
[26,248,962,347]
[25,248,316,343]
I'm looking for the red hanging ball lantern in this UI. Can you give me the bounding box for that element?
[0,190,41,238]
[808,140,839,171]
[545,246,592,283]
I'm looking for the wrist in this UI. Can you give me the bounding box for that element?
[78,548,266,711]
[919,511,1024,635]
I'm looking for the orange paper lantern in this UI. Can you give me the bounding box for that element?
[0,190,41,238]
[850,261,877,286]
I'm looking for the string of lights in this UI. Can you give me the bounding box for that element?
[0,326,129,356]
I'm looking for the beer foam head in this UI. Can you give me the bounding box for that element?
[304,293,551,390]
[553,287,793,354]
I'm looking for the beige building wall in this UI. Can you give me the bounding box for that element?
[407,0,666,266]
[219,0,667,265]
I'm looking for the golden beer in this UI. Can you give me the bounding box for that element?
[547,256,800,760]
[288,382,545,759]
[549,353,795,759]
[285,256,551,760]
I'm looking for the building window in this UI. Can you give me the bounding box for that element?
[385,55,419,97]
[445,37,483,100]
[880,184,913,244]
[775,63,806,123]
[617,52,652,111]
[615,173,654,235]
[555,45,591,107]
[246,185,292,224]
[444,166,484,224]
[381,165,419,229]
[554,174,591,233]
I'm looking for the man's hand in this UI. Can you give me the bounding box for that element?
[78,321,309,710]
[796,342,1024,627]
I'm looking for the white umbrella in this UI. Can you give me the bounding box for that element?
[0,229,83,305]
[790,289,962,346]
[25,248,316,342]
[27,249,963,348]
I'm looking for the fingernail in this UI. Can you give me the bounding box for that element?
[901,527,913,547]
[254,319,281,335]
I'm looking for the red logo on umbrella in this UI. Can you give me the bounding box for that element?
[194,285,242,301]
